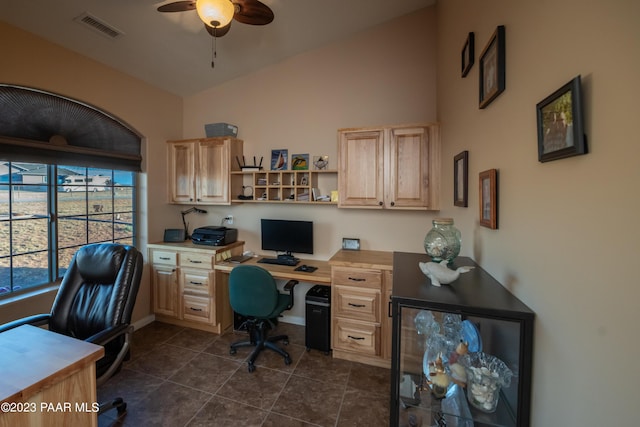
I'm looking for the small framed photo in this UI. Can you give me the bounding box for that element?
[479,169,498,229]
[271,149,288,170]
[479,25,506,109]
[461,32,474,78]
[342,238,360,251]
[291,153,309,170]
[312,155,329,170]
[454,151,469,207]
[536,75,586,162]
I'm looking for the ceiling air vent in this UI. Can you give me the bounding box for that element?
[73,12,124,40]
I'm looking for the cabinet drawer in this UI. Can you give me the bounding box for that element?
[333,318,380,356]
[182,294,213,324]
[152,250,177,266]
[179,252,214,269]
[332,267,382,289]
[334,285,380,323]
[181,270,211,295]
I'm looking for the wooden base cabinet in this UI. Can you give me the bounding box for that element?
[390,253,534,427]
[149,242,243,333]
[329,250,393,369]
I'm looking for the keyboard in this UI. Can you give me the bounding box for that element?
[258,257,299,266]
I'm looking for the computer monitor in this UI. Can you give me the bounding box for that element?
[261,219,313,258]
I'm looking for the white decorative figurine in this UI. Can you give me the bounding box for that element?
[419,260,474,287]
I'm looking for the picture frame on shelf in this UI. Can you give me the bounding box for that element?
[536,75,587,162]
[291,153,309,170]
[461,32,475,78]
[454,151,469,207]
[342,238,360,251]
[479,25,506,109]
[271,149,288,170]
[312,155,329,170]
[479,169,498,229]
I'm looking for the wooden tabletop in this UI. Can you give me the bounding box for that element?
[215,256,332,284]
[328,249,393,270]
[0,325,104,402]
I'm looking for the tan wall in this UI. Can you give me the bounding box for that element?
[182,8,439,260]
[436,0,639,425]
[0,22,183,325]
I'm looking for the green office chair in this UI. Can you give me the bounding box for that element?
[229,265,298,372]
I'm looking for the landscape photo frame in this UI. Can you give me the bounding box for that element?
[536,75,586,162]
[479,25,506,109]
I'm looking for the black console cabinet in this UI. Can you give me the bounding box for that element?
[390,252,534,427]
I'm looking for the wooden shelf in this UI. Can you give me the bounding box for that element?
[231,169,337,204]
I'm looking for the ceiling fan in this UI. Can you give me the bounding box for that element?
[157,0,274,38]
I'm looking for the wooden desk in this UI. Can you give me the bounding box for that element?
[214,256,332,284]
[0,325,104,427]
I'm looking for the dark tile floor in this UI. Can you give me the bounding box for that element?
[97,321,391,427]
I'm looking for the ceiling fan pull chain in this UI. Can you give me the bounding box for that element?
[211,30,217,68]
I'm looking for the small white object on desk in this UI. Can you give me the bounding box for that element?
[419,260,474,287]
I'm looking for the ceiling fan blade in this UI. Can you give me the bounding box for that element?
[204,22,232,38]
[232,0,274,25]
[157,1,196,13]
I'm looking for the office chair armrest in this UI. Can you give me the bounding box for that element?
[283,279,299,310]
[86,324,132,347]
[0,314,50,334]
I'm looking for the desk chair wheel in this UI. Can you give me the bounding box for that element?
[115,398,127,415]
[285,356,292,365]
[230,348,237,355]
[283,339,289,345]
[248,362,256,373]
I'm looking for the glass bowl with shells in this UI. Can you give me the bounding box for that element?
[458,352,513,413]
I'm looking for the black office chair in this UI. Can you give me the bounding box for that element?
[229,265,298,372]
[0,243,143,415]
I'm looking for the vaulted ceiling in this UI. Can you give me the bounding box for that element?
[2,0,435,97]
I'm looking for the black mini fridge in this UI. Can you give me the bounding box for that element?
[305,285,331,353]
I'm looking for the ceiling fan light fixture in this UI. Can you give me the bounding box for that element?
[196,0,235,28]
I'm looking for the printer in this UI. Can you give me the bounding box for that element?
[191,226,238,246]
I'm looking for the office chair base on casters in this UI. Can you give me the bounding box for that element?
[99,397,127,416]
[230,320,292,372]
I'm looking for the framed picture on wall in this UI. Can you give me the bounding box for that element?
[454,151,469,207]
[271,149,288,170]
[536,75,587,162]
[479,169,498,229]
[461,32,475,78]
[479,25,506,109]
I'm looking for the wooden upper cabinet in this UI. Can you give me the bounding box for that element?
[167,137,243,205]
[168,142,196,203]
[338,124,440,210]
[338,129,385,207]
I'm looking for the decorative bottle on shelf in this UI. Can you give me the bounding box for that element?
[423,218,461,264]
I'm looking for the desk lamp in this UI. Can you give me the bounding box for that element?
[181,207,208,239]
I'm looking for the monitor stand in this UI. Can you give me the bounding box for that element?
[277,253,299,263]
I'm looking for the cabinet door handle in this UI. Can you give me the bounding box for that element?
[189,281,204,286]
[390,201,395,206]
[348,277,365,282]
[378,201,383,206]
[348,303,366,308]
[347,335,365,341]
[189,307,203,312]
[388,301,392,317]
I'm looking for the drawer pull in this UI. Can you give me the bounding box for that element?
[188,260,203,264]
[347,335,365,341]
[348,303,366,308]
[159,257,171,260]
[189,281,204,286]
[348,277,366,282]
[189,307,203,312]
